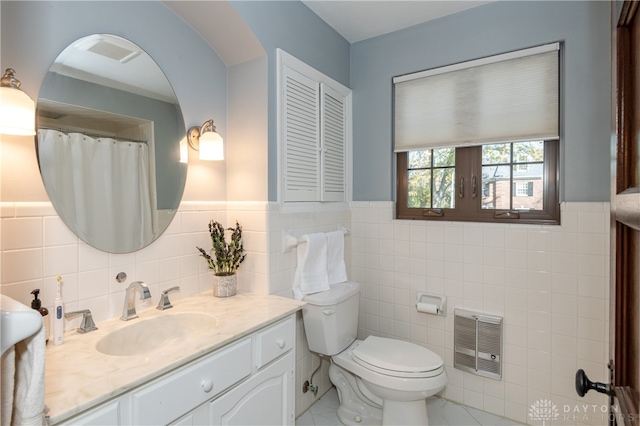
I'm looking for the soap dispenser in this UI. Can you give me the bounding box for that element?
[30,289,49,343]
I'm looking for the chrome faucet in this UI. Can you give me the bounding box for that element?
[120,281,151,321]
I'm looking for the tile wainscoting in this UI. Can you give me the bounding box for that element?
[350,201,610,425]
[0,200,350,418]
[0,201,229,323]
[1,200,609,424]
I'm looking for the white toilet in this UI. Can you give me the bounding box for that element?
[302,281,447,425]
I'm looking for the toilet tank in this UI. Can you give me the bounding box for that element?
[302,281,360,356]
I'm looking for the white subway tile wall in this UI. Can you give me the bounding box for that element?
[1,201,230,325]
[269,205,351,416]
[1,200,609,425]
[0,200,350,419]
[351,201,610,426]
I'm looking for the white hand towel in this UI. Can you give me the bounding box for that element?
[292,233,330,300]
[12,325,46,425]
[326,230,348,284]
[1,346,16,426]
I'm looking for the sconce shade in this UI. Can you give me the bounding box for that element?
[198,131,224,161]
[187,119,224,161]
[179,137,188,164]
[0,69,35,136]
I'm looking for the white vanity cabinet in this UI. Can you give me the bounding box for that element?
[209,352,294,424]
[59,315,295,426]
[132,338,253,424]
[58,396,130,425]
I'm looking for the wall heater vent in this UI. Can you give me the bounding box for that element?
[454,309,503,380]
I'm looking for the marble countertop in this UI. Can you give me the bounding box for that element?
[45,291,305,424]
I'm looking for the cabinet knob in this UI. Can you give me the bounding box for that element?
[276,339,286,349]
[201,379,213,393]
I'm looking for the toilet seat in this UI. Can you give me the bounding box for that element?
[351,336,443,378]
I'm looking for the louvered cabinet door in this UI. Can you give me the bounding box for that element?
[320,84,346,202]
[282,66,320,202]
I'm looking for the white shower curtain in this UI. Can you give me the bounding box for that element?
[38,129,154,252]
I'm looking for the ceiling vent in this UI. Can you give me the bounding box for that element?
[75,35,140,64]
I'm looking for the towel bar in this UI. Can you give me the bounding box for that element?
[282,224,350,253]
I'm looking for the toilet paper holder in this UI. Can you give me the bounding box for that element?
[416,293,447,316]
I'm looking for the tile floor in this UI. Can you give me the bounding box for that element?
[296,388,525,426]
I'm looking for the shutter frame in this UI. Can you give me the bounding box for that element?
[278,48,351,205]
[282,66,320,202]
[321,84,346,202]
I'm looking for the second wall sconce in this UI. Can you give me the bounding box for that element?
[187,119,224,161]
[0,68,36,136]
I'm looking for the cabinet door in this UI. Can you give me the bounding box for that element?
[59,397,128,425]
[320,83,346,202]
[282,65,321,202]
[169,403,208,426]
[210,352,294,425]
[279,49,351,204]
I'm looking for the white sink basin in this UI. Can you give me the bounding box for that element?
[96,312,218,356]
[0,294,43,355]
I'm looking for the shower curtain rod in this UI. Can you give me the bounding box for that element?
[38,127,148,144]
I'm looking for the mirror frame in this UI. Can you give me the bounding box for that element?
[35,34,187,253]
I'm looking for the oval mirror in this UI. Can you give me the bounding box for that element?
[36,34,187,253]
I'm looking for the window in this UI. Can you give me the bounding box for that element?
[394,43,560,224]
[405,148,455,209]
[397,140,559,223]
[481,141,542,209]
[514,182,532,197]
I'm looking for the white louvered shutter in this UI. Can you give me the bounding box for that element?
[321,84,346,202]
[283,67,320,202]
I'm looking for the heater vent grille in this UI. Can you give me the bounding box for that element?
[454,309,503,380]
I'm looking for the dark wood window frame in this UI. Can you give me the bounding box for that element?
[396,140,560,225]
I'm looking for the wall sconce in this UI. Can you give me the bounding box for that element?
[187,119,224,161]
[179,137,188,164]
[0,68,36,136]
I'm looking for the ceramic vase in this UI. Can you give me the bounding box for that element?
[213,274,237,297]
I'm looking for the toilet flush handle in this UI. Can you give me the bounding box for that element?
[322,309,335,315]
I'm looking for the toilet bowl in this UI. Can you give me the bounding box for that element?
[302,281,447,425]
[332,337,446,425]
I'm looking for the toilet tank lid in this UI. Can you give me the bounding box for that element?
[303,281,359,306]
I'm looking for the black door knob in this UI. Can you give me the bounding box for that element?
[575,369,611,397]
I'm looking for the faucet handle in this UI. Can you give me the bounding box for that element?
[157,286,180,311]
[64,309,98,333]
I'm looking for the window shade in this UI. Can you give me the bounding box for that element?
[394,43,559,152]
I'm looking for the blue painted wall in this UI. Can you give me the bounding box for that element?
[351,1,611,202]
[231,0,351,201]
[1,0,227,202]
[2,1,611,204]
[1,1,227,130]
